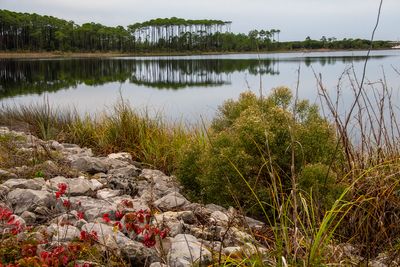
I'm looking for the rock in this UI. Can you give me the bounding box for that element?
[154,211,196,237]
[149,263,168,267]
[50,140,64,151]
[120,238,160,266]
[368,260,387,267]
[202,240,222,253]
[0,169,18,180]
[153,192,189,211]
[69,196,116,221]
[97,188,121,199]
[0,215,26,234]
[189,227,217,241]
[20,211,37,225]
[102,158,130,169]
[168,234,212,267]
[154,212,184,237]
[0,126,10,134]
[7,189,55,214]
[81,222,128,246]
[113,196,149,212]
[90,179,103,191]
[0,185,9,197]
[48,176,96,196]
[244,216,264,229]
[368,252,397,267]
[108,152,132,162]
[2,178,46,190]
[108,176,138,196]
[47,224,80,242]
[210,211,230,226]
[140,169,178,198]
[223,246,241,255]
[62,144,93,159]
[108,165,140,178]
[33,206,51,216]
[225,227,254,246]
[71,156,108,174]
[205,204,227,213]
[50,213,84,227]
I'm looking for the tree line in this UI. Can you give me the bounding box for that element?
[0,9,392,52]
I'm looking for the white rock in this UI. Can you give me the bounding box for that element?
[97,188,121,199]
[223,246,241,255]
[49,176,96,195]
[153,192,189,211]
[168,234,212,267]
[90,179,103,191]
[7,189,55,214]
[108,152,132,162]
[2,178,45,190]
[210,211,230,225]
[71,156,108,174]
[47,224,80,242]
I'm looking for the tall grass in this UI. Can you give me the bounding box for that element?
[0,101,197,173]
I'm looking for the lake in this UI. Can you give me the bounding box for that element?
[1,50,399,124]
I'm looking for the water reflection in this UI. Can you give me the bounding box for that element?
[0,54,384,98]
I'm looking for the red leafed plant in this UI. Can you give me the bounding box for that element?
[0,207,24,235]
[55,183,67,199]
[113,208,169,248]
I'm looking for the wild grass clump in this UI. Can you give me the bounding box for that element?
[0,101,196,173]
[66,102,193,173]
[0,102,75,140]
[176,87,341,216]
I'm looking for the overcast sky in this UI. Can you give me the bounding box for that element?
[1,0,399,41]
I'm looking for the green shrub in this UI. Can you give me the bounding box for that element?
[177,87,338,216]
[299,163,344,211]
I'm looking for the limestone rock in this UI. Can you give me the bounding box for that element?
[108,152,132,162]
[154,192,189,211]
[47,224,80,242]
[107,176,138,196]
[49,176,95,196]
[210,211,230,226]
[20,211,37,225]
[0,185,10,197]
[71,156,108,174]
[0,169,18,180]
[168,234,212,267]
[97,188,121,199]
[108,165,139,178]
[140,169,178,198]
[120,238,160,266]
[2,178,46,190]
[50,140,64,151]
[149,263,168,267]
[69,196,116,221]
[7,189,55,214]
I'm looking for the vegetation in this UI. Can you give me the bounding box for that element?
[0,9,392,53]
[177,88,340,215]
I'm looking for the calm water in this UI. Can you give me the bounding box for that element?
[1,50,400,123]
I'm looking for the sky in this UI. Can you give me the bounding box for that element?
[1,0,399,41]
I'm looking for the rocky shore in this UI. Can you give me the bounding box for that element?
[0,127,268,266]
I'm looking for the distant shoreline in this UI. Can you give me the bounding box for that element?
[0,48,396,59]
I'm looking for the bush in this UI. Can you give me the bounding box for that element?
[299,163,344,211]
[177,87,338,216]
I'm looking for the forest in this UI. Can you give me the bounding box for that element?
[0,9,392,53]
